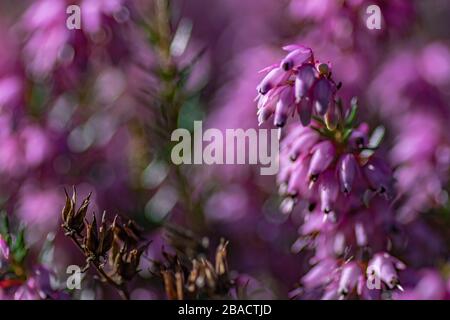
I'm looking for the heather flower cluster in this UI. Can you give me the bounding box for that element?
[259,46,408,299]
[256,45,338,127]
[278,114,393,217]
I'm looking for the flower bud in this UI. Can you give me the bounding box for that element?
[363,157,394,198]
[338,154,358,194]
[274,86,294,127]
[368,252,406,289]
[319,170,339,213]
[313,78,333,115]
[295,64,316,102]
[338,262,362,297]
[317,63,330,76]
[289,130,318,160]
[280,47,312,71]
[302,258,336,289]
[297,98,313,126]
[308,141,335,182]
[257,67,285,95]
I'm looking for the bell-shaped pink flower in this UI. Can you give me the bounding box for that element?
[338,262,363,298]
[313,77,333,115]
[368,252,406,289]
[297,98,313,126]
[295,64,316,102]
[280,47,313,71]
[288,130,319,161]
[363,157,394,198]
[257,67,286,95]
[308,141,335,181]
[319,170,339,213]
[338,153,358,194]
[274,86,294,127]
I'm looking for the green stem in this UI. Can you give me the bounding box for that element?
[152,0,206,231]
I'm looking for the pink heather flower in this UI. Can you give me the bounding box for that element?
[266,45,404,299]
[367,252,406,290]
[337,262,363,298]
[338,154,358,194]
[258,67,288,95]
[280,45,313,71]
[256,45,337,127]
[278,120,394,217]
[308,140,335,182]
[319,170,339,214]
[363,157,395,199]
[348,123,369,150]
[315,250,405,300]
[301,258,337,289]
[0,235,9,261]
[295,64,316,101]
[313,77,333,115]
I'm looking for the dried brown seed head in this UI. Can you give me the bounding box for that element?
[97,211,113,256]
[84,214,99,256]
[215,238,229,276]
[72,192,91,233]
[61,188,75,226]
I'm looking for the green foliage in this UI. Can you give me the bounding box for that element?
[0,211,28,264]
[345,97,358,128]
